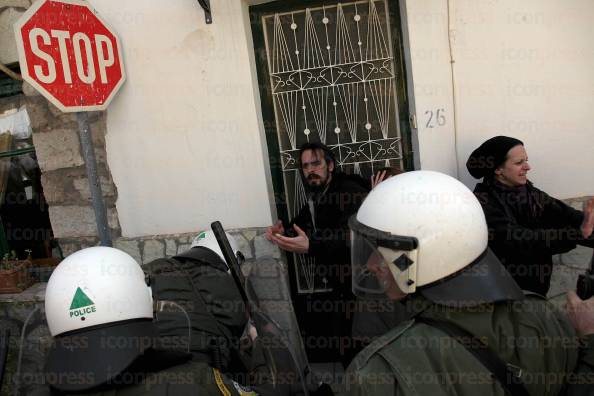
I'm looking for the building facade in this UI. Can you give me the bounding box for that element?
[0,0,592,289]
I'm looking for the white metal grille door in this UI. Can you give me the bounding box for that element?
[260,0,407,293]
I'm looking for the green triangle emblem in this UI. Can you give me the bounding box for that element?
[197,231,207,240]
[69,287,94,310]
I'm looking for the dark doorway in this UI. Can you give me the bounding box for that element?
[250,0,414,363]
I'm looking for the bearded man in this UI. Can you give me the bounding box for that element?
[266,142,368,366]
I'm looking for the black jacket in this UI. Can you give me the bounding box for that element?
[286,172,368,294]
[474,179,594,295]
[50,350,248,395]
[146,248,247,371]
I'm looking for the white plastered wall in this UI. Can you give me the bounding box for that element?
[89,0,594,236]
[91,0,273,237]
[402,0,457,176]
[405,0,594,198]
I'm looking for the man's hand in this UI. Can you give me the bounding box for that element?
[265,220,285,241]
[566,290,594,336]
[371,170,387,189]
[269,224,309,254]
[581,197,594,239]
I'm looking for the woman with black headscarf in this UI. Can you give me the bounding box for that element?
[466,136,594,296]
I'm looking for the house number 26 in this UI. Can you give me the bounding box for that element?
[425,108,446,128]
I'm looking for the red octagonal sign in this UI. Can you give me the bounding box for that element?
[14,0,125,112]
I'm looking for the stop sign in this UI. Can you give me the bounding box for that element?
[14,0,125,112]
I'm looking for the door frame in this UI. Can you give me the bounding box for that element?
[249,0,417,227]
[248,0,419,295]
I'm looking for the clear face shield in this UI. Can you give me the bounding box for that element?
[349,216,419,299]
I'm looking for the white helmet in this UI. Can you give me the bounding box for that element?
[45,246,153,335]
[350,170,522,306]
[191,230,240,263]
[44,247,156,392]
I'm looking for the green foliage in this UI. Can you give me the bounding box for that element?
[1,251,23,271]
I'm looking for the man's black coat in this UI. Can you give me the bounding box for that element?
[285,172,368,364]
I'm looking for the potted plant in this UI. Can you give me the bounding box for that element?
[0,251,33,294]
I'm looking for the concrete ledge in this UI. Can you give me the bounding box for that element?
[0,283,46,303]
[59,227,281,265]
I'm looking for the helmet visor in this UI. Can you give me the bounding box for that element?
[351,229,389,298]
[349,216,418,299]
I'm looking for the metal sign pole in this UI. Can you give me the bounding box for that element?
[77,112,112,247]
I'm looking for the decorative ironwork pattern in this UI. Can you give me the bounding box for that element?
[262,0,404,293]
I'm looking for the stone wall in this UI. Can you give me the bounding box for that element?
[0,88,122,245]
[58,227,280,265]
[0,285,48,396]
[0,1,28,65]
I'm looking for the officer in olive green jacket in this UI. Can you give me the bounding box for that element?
[345,171,594,396]
[40,246,255,395]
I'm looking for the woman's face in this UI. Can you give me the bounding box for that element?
[495,145,531,187]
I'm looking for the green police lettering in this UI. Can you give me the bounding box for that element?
[69,305,97,317]
[69,287,96,319]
